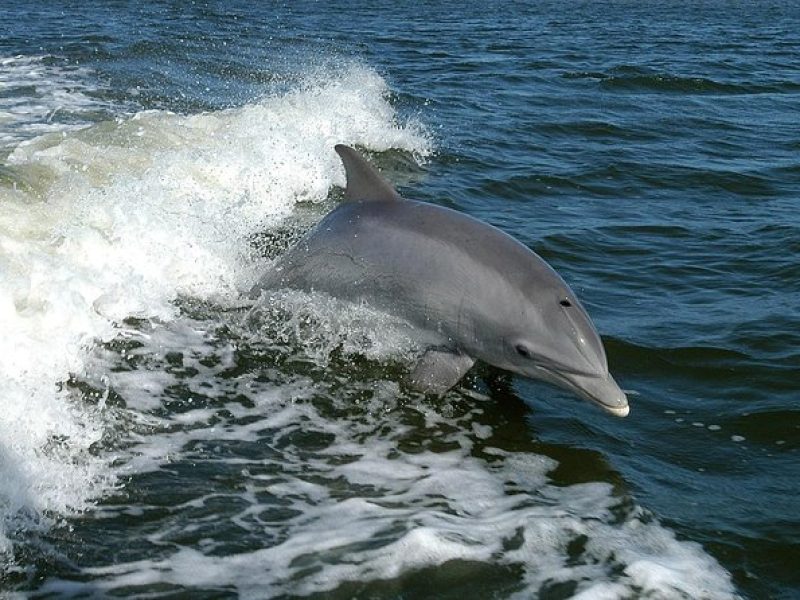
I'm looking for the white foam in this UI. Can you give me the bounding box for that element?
[0,60,429,555]
[246,288,428,367]
[57,313,738,599]
[0,55,112,150]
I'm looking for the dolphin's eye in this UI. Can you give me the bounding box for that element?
[559,299,572,307]
[515,345,532,358]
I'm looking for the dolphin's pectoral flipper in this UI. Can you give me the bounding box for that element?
[335,144,402,203]
[409,349,475,396]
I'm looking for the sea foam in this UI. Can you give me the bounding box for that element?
[0,59,429,557]
[0,55,112,151]
[56,301,738,599]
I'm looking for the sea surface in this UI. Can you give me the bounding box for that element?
[1,1,798,598]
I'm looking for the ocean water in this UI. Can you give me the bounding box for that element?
[1,1,798,598]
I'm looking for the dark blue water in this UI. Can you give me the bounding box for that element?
[1,1,798,598]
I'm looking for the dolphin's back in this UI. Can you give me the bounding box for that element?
[253,198,564,345]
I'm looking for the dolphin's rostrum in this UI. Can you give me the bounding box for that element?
[252,145,629,417]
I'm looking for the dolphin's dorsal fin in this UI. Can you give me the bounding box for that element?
[335,144,402,203]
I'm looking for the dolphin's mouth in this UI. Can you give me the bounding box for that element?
[534,365,630,417]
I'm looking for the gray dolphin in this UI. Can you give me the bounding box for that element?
[252,145,629,417]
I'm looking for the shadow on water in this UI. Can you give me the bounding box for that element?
[472,369,629,491]
[301,560,526,600]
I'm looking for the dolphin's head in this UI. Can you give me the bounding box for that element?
[499,275,629,417]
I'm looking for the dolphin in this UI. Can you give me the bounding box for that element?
[251,145,629,417]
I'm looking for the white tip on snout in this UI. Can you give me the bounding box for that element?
[604,403,630,417]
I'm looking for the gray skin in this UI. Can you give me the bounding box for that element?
[252,145,629,417]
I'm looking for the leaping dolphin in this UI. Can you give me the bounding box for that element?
[251,145,629,417]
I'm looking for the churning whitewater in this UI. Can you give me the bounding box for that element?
[1,58,738,598]
[0,62,429,553]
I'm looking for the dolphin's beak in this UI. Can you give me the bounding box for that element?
[563,371,630,417]
[530,365,630,417]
